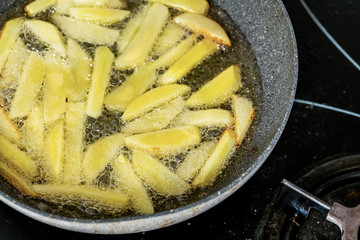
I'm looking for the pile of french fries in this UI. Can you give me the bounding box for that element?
[0,0,255,215]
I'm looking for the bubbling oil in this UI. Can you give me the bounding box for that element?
[0,0,262,219]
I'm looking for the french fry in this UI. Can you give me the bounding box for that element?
[193,129,236,187]
[0,108,20,143]
[44,120,64,183]
[24,20,66,57]
[152,22,189,57]
[32,184,129,210]
[174,109,233,128]
[63,103,86,184]
[0,18,23,73]
[9,52,45,119]
[176,140,216,181]
[0,134,38,177]
[132,150,190,196]
[67,38,91,102]
[175,13,231,46]
[146,0,209,15]
[1,38,29,87]
[69,8,130,25]
[122,84,190,121]
[117,5,149,53]
[43,54,67,125]
[86,46,114,118]
[82,133,129,183]
[104,64,157,111]
[52,15,119,45]
[158,38,218,85]
[186,65,242,108]
[73,0,127,8]
[152,34,196,70]
[112,154,154,214]
[55,0,74,15]
[21,105,44,155]
[25,0,57,17]
[114,3,169,69]
[232,95,255,145]
[125,126,201,156]
[0,160,36,196]
[122,97,185,134]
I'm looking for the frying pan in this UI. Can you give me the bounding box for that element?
[0,0,298,234]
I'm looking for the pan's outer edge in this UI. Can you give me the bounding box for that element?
[0,0,298,234]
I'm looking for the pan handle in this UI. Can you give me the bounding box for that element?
[326,202,360,240]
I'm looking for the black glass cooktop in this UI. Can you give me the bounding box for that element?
[1,0,359,239]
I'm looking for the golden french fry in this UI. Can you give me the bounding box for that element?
[24,20,66,57]
[86,46,114,118]
[147,0,209,15]
[174,109,233,128]
[21,105,44,155]
[175,13,231,46]
[112,154,154,214]
[125,126,201,155]
[0,18,23,73]
[0,134,38,177]
[1,38,29,87]
[63,103,86,184]
[104,64,157,111]
[82,133,129,183]
[193,129,236,187]
[114,3,169,69]
[122,97,185,134]
[52,15,119,45]
[152,34,196,70]
[186,65,242,108]
[232,95,255,145]
[122,84,190,121]
[43,120,64,183]
[132,150,190,196]
[25,0,57,17]
[69,8,130,25]
[158,38,218,85]
[176,140,216,181]
[43,54,67,125]
[32,184,129,210]
[152,22,188,57]
[73,0,127,8]
[55,0,74,15]
[67,38,91,102]
[0,160,36,196]
[117,5,149,53]
[9,52,45,119]
[0,108,20,143]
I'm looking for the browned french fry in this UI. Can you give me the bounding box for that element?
[0,134,38,177]
[0,160,36,196]
[0,108,20,143]
[232,95,255,145]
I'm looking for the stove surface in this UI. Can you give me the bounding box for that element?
[1,0,359,239]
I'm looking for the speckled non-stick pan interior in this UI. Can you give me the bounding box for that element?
[0,0,297,234]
